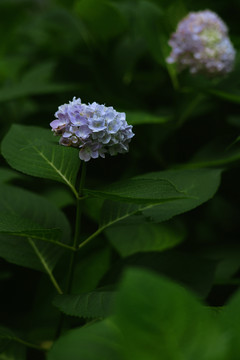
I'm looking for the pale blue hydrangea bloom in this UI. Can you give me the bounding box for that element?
[166,10,236,75]
[50,97,134,161]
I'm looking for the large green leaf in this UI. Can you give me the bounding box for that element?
[1,125,80,197]
[219,288,240,358]
[0,212,61,241]
[86,168,221,204]
[114,268,227,360]
[53,288,116,319]
[48,268,227,360]
[105,221,185,257]
[0,185,71,272]
[177,138,240,169]
[83,169,221,244]
[209,89,240,104]
[47,319,121,360]
[84,171,189,204]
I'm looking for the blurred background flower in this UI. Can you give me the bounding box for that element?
[167,10,236,75]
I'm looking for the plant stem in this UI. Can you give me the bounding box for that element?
[78,228,102,250]
[55,162,87,338]
[13,337,44,351]
[66,161,86,294]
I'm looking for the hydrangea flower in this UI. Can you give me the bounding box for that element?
[50,97,134,161]
[166,10,236,75]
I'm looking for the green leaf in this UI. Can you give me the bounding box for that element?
[75,0,127,40]
[0,211,61,241]
[0,61,78,102]
[42,187,75,209]
[114,268,227,360]
[53,288,116,319]
[135,1,164,65]
[0,83,78,102]
[178,138,240,169]
[72,246,112,294]
[47,319,121,360]
[219,288,240,358]
[86,168,221,204]
[0,168,22,185]
[48,269,225,360]
[126,111,172,125]
[84,197,105,223]
[20,61,55,85]
[105,221,185,257]
[0,326,41,353]
[209,89,240,104]
[0,185,71,272]
[198,242,240,284]
[84,169,221,244]
[0,342,26,360]
[85,172,188,204]
[1,125,80,197]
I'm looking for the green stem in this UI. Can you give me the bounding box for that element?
[12,337,44,351]
[55,163,87,338]
[78,228,102,250]
[66,161,87,294]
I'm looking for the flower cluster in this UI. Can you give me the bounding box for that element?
[166,10,236,76]
[50,97,134,161]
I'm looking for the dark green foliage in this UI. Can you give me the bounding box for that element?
[53,289,116,319]
[0,0,240,359]
[49,268,238,360]
[1,125,80,197]
[0,185,71,272]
